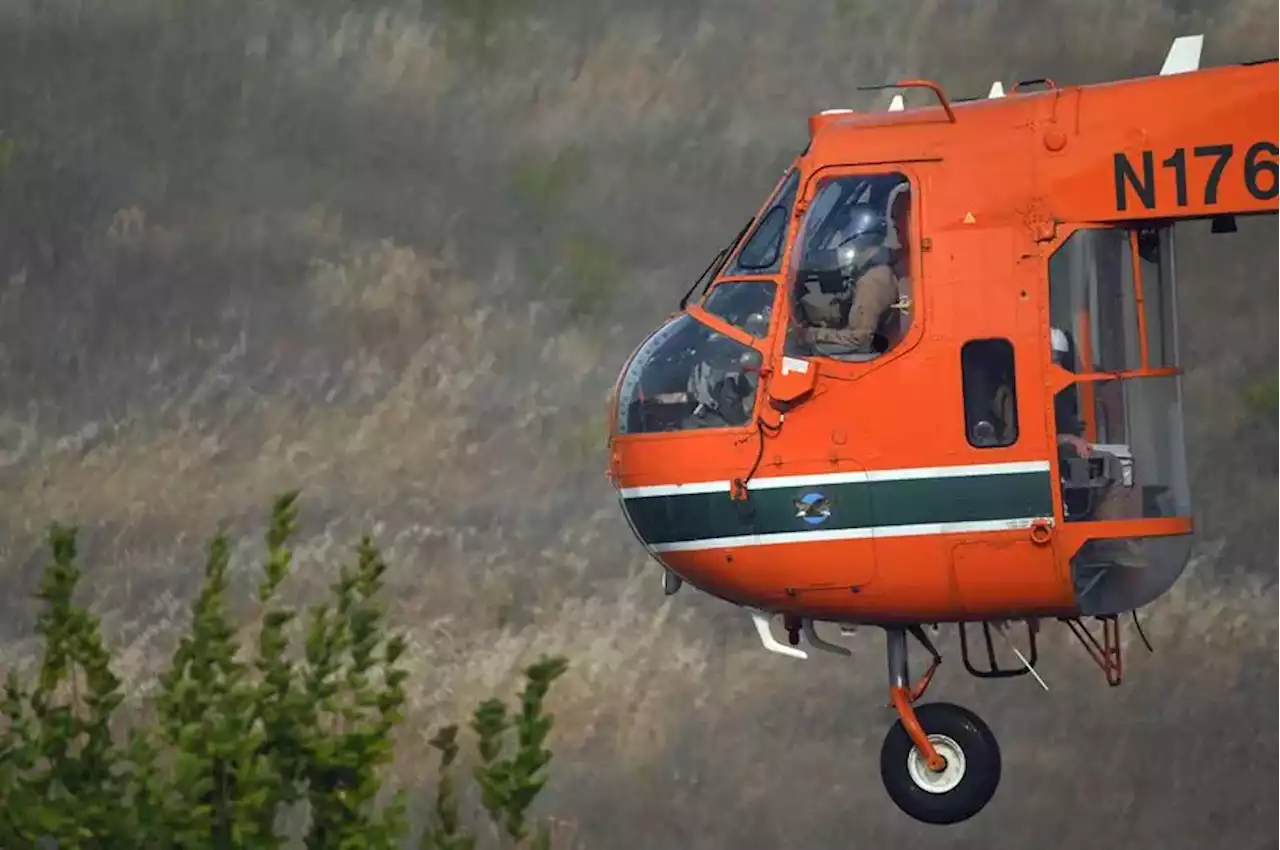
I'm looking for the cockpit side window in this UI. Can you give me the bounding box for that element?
[786,171,914,362]
[961,338,1019,448]
[616,314,763,435]
[702,280,776,338]
[725,169,801,275]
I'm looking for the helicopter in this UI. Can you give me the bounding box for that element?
[604,34,1279,826]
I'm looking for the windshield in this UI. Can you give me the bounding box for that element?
[616,313,763,434]
[724,168,800,275]
[702,279,776,337]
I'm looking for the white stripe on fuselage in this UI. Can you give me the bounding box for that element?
[617,460,1051,500]
[648,516,1051,553]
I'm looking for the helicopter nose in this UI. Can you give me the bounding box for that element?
[606,330,652,446]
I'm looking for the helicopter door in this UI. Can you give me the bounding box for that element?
[948,337,1064,616]
[1047,224,1193,616]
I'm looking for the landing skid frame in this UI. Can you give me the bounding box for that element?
[1061,615,1124,686]
[957,619,1041,680]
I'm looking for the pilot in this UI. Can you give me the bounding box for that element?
[685,344,756,427]
[796,204,900,355]
[882,179,914,348]
[1051,328,1092,458]
[1051,326,1146,569]
[975,353,1017,447]
[741,309,771,339]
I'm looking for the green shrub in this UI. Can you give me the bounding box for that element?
[0,492,570,849]
[508,149,585,221]
[1240,373,1278,426]
[438,0,530,66]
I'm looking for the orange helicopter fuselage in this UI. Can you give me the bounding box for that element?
[606,60,1279,625]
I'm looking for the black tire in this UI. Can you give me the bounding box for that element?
[879,701,1001,825]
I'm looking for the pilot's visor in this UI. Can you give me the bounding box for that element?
[837,234,883,275]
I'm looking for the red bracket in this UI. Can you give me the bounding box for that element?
[1062,616,1123,686]
[909,654,941,702]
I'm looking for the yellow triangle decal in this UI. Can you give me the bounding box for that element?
[963,211,976,224]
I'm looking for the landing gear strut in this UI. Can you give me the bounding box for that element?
[878,627,1001,825]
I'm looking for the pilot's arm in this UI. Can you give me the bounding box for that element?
[1054,386,1092,456]
[802,264,898,352]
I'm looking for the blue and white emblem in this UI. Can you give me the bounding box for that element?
[793,492,833,526]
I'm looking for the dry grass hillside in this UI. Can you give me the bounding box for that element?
[0,0,1276,847]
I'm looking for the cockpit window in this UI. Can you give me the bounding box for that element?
[725,169,800,275]
[616,314,763,434]
[702,280,776,338]
[787,171,913,361]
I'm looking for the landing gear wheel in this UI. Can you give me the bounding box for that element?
[879,701,1001,825]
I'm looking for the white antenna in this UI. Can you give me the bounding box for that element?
[888,93,905,111]
[988,81,1006,98]
[1160,34,1204,75]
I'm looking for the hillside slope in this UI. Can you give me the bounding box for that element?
[0,1,1276,847]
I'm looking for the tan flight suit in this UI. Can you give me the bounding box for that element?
[798,263,899,352]
[991,383,1017,444]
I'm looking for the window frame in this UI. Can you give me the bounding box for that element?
[1043,222,1191,528]
[1045,223,1184,385]
[700,277,783,341]
[1044,224,1184,443]
[778,162,927,373]
[615,309,771,443]
[959,337,1020,449]
[724,168,801,276]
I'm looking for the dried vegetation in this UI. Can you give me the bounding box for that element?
[0,0,1276,846]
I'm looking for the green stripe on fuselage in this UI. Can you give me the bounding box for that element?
[622,471,1054,545]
